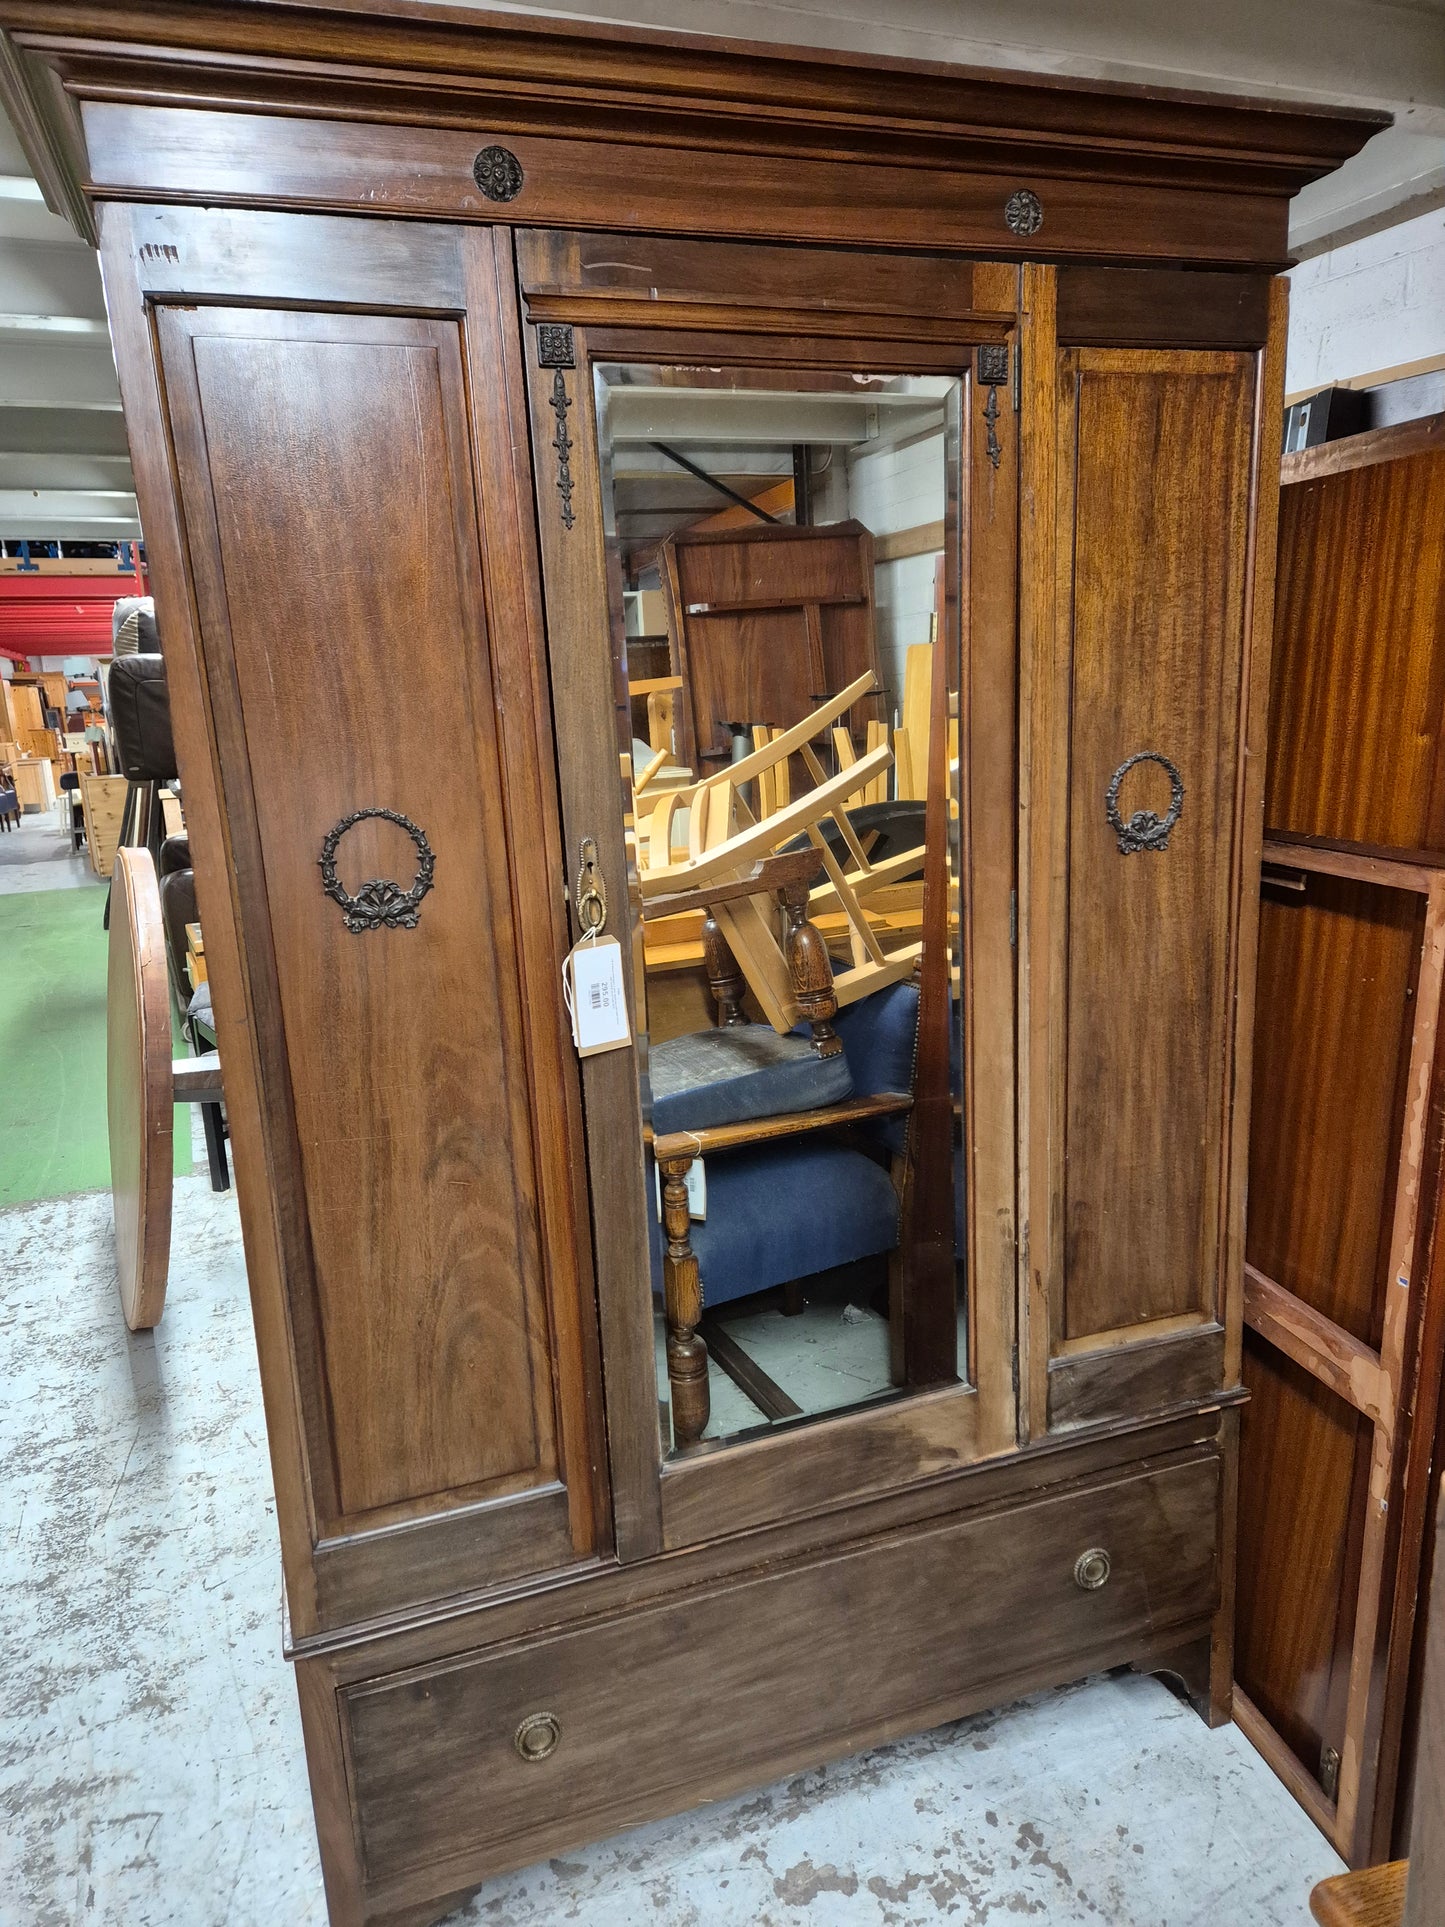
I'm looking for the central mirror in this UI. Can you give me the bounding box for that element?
[594,361,966,1454]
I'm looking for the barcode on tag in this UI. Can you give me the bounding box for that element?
[565,935,632,1057]
[655,1157,706,1222]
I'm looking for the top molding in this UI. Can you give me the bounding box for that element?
[0,0,1387,265]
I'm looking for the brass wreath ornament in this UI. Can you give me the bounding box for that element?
[319,808,436,932]
[1104,751,1185,855]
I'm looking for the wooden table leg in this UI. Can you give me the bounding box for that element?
[660,1151,710,1446]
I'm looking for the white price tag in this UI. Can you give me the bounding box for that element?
[655,1156,707,1222]
[564,934,632,1058]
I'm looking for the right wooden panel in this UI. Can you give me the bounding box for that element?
[1266,452,1445,852]
[1237,1331,1368,1775]
[1236,422,1445,1864]
[1033,345,1258,1431]
[1061,351,1253,1342]
[1249,877,1422,1349]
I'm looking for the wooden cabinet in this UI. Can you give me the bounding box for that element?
[0,3,1378,1919]
[1237,415,1445,1867]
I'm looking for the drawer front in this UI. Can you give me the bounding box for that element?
[342,1452,1219,1889]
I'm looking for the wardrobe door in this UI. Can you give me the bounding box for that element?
[100,206,605,1636]
[515,230,1020,1558]
[1021,270,1283,1437]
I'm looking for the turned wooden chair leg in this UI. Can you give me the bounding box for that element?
[701,912,748,1028]
[780,878,841,1057]
[660,1152,710,1445]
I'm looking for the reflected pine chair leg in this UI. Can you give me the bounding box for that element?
[661,1152,710,1445]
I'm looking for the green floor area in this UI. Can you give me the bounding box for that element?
[0,886,191,1208]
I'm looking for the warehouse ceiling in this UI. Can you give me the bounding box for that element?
[0,111,135,545]
[1,0,1441,549]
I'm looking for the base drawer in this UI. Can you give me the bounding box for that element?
[341,1450,1219,1894]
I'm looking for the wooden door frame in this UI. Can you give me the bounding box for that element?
[96,202,609,1637]
[516,229,1021,1560]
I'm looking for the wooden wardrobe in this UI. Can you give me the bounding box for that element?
[0,5,1379,1921]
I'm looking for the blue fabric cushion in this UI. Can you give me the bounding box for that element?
[833,980,919,1096]
[647,1140,900,1309]
[649,1024,852,1134]
[822,980,920,1154]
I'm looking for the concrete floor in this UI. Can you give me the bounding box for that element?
[0,807,99,894]
[0,1177,1349,1926]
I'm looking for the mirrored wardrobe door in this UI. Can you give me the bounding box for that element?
[519,233,1019,1556]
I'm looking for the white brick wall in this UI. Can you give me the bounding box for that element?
[1286,206,1445,396]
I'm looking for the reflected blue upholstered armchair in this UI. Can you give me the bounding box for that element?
[647,981,920,1403]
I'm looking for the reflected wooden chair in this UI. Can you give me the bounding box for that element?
[633,673,938,1444]
[647,977,923,1445]
[638,670,922,1028]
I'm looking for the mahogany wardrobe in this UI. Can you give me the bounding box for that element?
[0,5,1380,1922]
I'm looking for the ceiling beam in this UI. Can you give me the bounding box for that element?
[0,342,120,409]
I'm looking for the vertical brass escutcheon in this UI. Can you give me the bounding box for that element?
[575,836,607,936]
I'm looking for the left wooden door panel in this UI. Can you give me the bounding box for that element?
[101,206,605,1634]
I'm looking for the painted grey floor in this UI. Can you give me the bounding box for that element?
[0,808,100,894]
[0,1181,1346,1925]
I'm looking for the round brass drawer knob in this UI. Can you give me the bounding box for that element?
[514,1711,561,1762]
[1074,1547,1111,1591]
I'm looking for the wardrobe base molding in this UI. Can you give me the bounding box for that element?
[295,1437,1223,1923]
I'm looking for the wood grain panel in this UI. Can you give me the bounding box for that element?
[965,258,1024,1457]
[1405,1489,1445,1923]
[107,844,173,1332]
[659,522,881,769]
[1047,1327,1226,1430]
[659,1384,980,1550]
[516,258,664,1562]
[1267,450,1445,853]
[161,305,558,1526]
[1249,878,1423,1348]
[1056,266,1270,348]
[78,101,1291,269]
[1060,350,1254,1340]
[343,1454,1219,1896]
[1237,1329,1370,1781]
[521,229,986,320]
[1281,413,1445,487]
